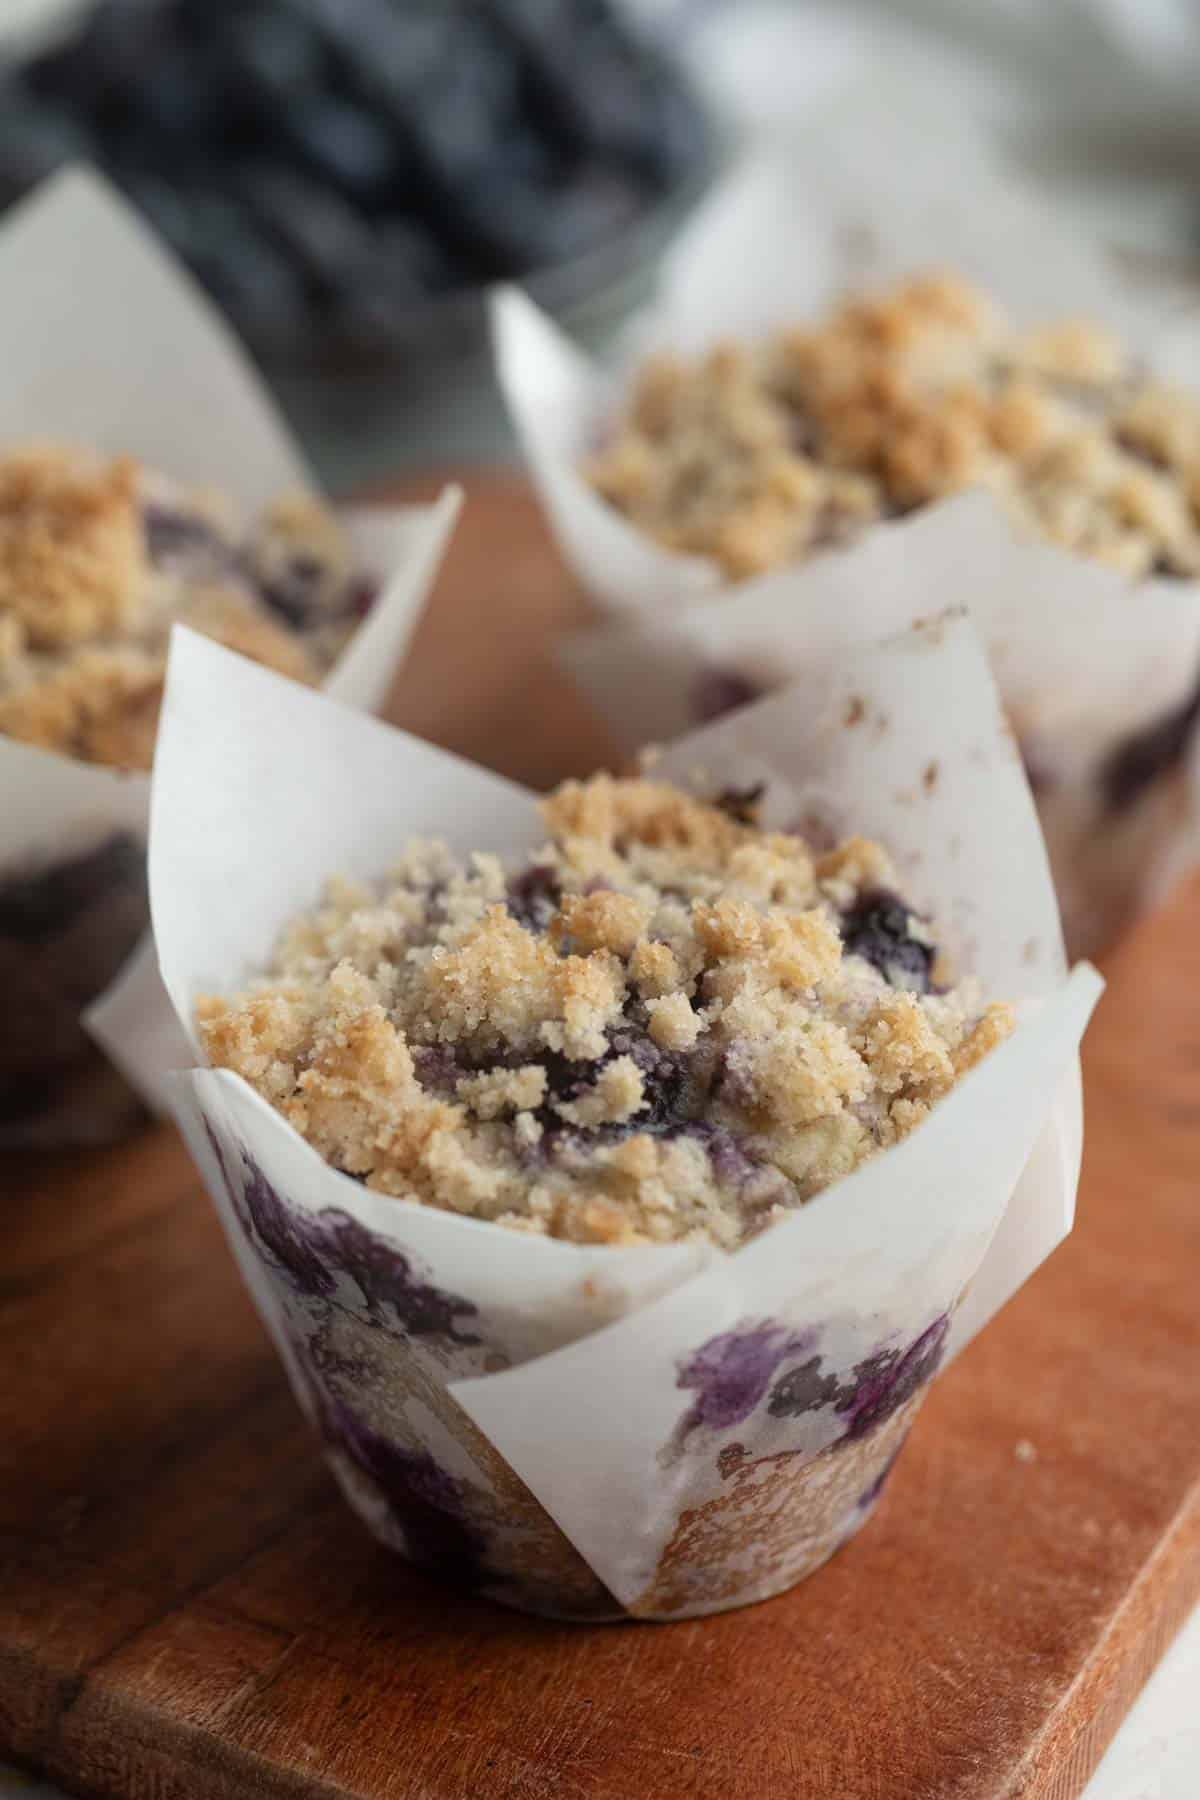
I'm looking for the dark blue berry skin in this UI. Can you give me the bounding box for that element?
[253,555,332,630]
[414,888,750,1186]
[141,501,229,572]
[333,221,453,346]
[237,162,371,297]
[840,891,936,992]
[0,84,93,199]
[2,0,708,356]
[285,96,399,199]
[133,45,227,142]
[505,864,561,933]
[605,1023,687,1132]
[226,9,327,111]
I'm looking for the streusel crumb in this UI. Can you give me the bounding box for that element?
[587,271,1200,582]
[0,447,147,649]
[0,443,366,771]
[200,775,1013,1249]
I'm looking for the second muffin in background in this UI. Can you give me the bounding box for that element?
[586,271,1200,585]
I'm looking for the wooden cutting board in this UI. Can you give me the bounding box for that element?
[2,474,1200,1800]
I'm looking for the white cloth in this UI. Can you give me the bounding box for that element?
[638,0,1200,263]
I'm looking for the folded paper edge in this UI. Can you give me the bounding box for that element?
[0,164,314,499]
[324,487,462,707]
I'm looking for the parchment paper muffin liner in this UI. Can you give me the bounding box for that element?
[151,616,1100,1620]
[0,169,459,1147]
[493,137,1200,959]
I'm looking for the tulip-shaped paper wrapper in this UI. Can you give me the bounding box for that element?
[494,138,1200,959]
[0,168,459,1145]
[153,618,1101,1620]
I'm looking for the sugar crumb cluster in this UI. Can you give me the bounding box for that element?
[200,774,1012,1248]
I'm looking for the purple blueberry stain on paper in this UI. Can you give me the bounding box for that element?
[322,1395,488,1588]
[316,1208,481,1344]
[767,1355,844,1420]
[240,1156,336,1299]
[835,1315,950,1441]
[668,1312,951,1465]
[675,1321,818,1443]
[214,1137,480,1345]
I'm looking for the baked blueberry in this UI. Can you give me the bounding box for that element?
[840,891,935,992]
[2,0,709,356]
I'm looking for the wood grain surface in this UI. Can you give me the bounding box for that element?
[2,474,1199,1800]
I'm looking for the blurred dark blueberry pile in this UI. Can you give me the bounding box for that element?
[0,0,709,363]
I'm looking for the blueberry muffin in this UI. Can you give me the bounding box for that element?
[199,775,1012,1248]
[587,271,1200,583]
[0,443,370,771]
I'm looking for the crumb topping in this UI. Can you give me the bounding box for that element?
[586,270,1200,582]
[0,447,147,649]
[0,443,363,770]
[199,775,1013,1249]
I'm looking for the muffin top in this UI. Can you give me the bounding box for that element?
[0,443,366,771]
[586,271,1200,583]
[199,775,1012,1249]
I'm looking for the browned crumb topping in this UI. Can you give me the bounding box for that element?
[0,447,148,649]
[586,271,1200,582]
[199,775,1013,1249]
[0,443,359,771]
